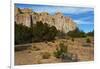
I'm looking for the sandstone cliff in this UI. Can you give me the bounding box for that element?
[14,7,76,33]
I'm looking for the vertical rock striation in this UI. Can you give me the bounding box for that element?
[14,7,76,33]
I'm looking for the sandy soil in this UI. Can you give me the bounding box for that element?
[15,37,94,65]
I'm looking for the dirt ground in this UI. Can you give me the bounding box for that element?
[15,37,94,65]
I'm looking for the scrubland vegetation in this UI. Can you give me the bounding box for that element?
[15,21,94,65]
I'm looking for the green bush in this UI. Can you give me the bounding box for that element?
[86,38,91,43]
[15,21,58,44]
[67,28,86,38]
[54,42,79,62]
[71,38,74,42]
[54,42,68,59]
[87,30,94,36]
[15,23,32,44]
[32,21,58,42]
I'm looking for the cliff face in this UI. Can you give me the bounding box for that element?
[14,7,76,33]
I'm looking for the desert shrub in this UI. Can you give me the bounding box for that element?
[86,38,91,43]
[87,30,94,36]
[56,31,66,39]
[54,42,68,59]
[42,52,51,59]
[54,42,78,62]
[67,28,86,38]
[32,21,58,42]
[15,21,58,44]
[71,38,74,42]
[15,23,32,44]
[27,50,32,53]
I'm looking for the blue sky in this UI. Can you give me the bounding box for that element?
[15,3,94,33]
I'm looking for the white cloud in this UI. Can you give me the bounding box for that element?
[31,5,94,15]
[74,20,93,24]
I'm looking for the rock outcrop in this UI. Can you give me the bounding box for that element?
[14,7,76,33]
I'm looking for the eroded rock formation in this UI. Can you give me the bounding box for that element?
[14,7,76,33]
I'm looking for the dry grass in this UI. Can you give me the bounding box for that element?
[15,37,94,65]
